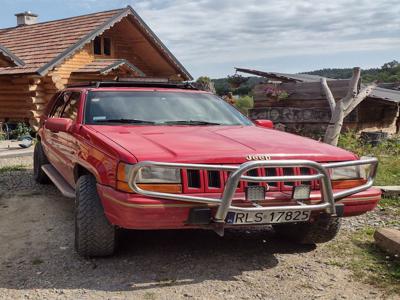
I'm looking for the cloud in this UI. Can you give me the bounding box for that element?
[2,0,398,77]
[125,0,400,77]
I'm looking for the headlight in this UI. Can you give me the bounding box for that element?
[116,162,182,193]
[330,164,371,181]
[137,166,181,183]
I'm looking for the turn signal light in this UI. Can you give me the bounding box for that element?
[331,179,367,189]
[116,181,182,193]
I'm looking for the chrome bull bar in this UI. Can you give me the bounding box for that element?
[127,158,378,223]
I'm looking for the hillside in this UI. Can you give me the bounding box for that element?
[303,60,399,82]
[211,60,400,95]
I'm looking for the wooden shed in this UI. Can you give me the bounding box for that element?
[236,68,400,137]
[0,6,192,129]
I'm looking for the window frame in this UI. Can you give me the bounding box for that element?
[92,36,113,57]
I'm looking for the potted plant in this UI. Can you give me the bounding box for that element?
[264,86,289,101]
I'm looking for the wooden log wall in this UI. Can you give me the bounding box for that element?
[101,18,181,79]
[48,45,94,89]
[252,80,350,109]
[0,58,11,67]
[0,19,187,130]
[250,81,399,136]
[0,76,47,128]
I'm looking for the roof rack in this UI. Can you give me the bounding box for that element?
[66,78,198,90]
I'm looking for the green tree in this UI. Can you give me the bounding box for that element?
[235,95,254,115]
[196,76,211,84]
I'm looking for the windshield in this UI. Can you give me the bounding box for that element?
[84,91,252,126]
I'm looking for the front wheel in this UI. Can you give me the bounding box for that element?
[75,174,117,257]
[273,215,341,244]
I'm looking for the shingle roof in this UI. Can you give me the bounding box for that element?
[73,59,145,76]
[369,86,400,103]
[0,44,25,66]
[0,8,123,75]
[0,6,192,80]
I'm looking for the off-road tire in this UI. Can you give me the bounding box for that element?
[75,174,117,257]
[274,215,341,244]
[33,141,50,184]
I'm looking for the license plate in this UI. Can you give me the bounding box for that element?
[225,210,311,225]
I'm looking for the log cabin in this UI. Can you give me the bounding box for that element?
[236,68,400,137]
[0,6,192,129]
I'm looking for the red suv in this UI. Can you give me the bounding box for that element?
[34,81,381,257]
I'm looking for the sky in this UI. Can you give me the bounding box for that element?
[0,0,399,79]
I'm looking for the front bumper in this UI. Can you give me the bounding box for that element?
[98,185,381,229]
[98,158,381,229]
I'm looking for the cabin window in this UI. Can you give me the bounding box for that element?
[93,37,112,56]
[93,37,102,55]
[103,38,111,56]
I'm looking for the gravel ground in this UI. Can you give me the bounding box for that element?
[0,156,398,300]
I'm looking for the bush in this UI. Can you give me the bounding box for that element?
[338,131,400,157]
[11,123,32,139]
[234,95,254,115]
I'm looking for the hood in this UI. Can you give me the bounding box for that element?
[87,125,357,163]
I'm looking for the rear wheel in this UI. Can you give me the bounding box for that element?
[274,215,341,244]
[33,141,50,184]
[75,174,117,257]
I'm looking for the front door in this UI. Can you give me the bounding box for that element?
[43,92,71,174]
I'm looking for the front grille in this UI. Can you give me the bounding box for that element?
[207,170,221,188]
[265,168,278,187]
[186,169,201,188]
[283,168,295,187]
[182,167,319,193]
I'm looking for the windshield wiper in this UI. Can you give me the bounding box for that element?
[163,120,222,125]
[95,118,156,124]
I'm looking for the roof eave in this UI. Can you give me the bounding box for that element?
[99,59,145,76]
[36,8,131,76]
[0,44,25,67]
[36,6,192,81]
[125,5,193,81]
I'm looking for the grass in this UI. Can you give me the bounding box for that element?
[377,197,400,226]
[338,131,400,186]
[328,227,400,295]
[0,164,27,173]
[375,157,400,186]
[332,132,400,294]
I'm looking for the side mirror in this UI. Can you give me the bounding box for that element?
[254,119,274,129]
[45,118,73,133]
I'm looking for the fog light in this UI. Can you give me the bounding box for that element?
[292,184,311,201]
[245,186,266,201]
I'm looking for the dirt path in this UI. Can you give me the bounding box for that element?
[0,158,398,300]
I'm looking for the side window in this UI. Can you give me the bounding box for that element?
[50,92,70,117]
[61,92,81,121]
